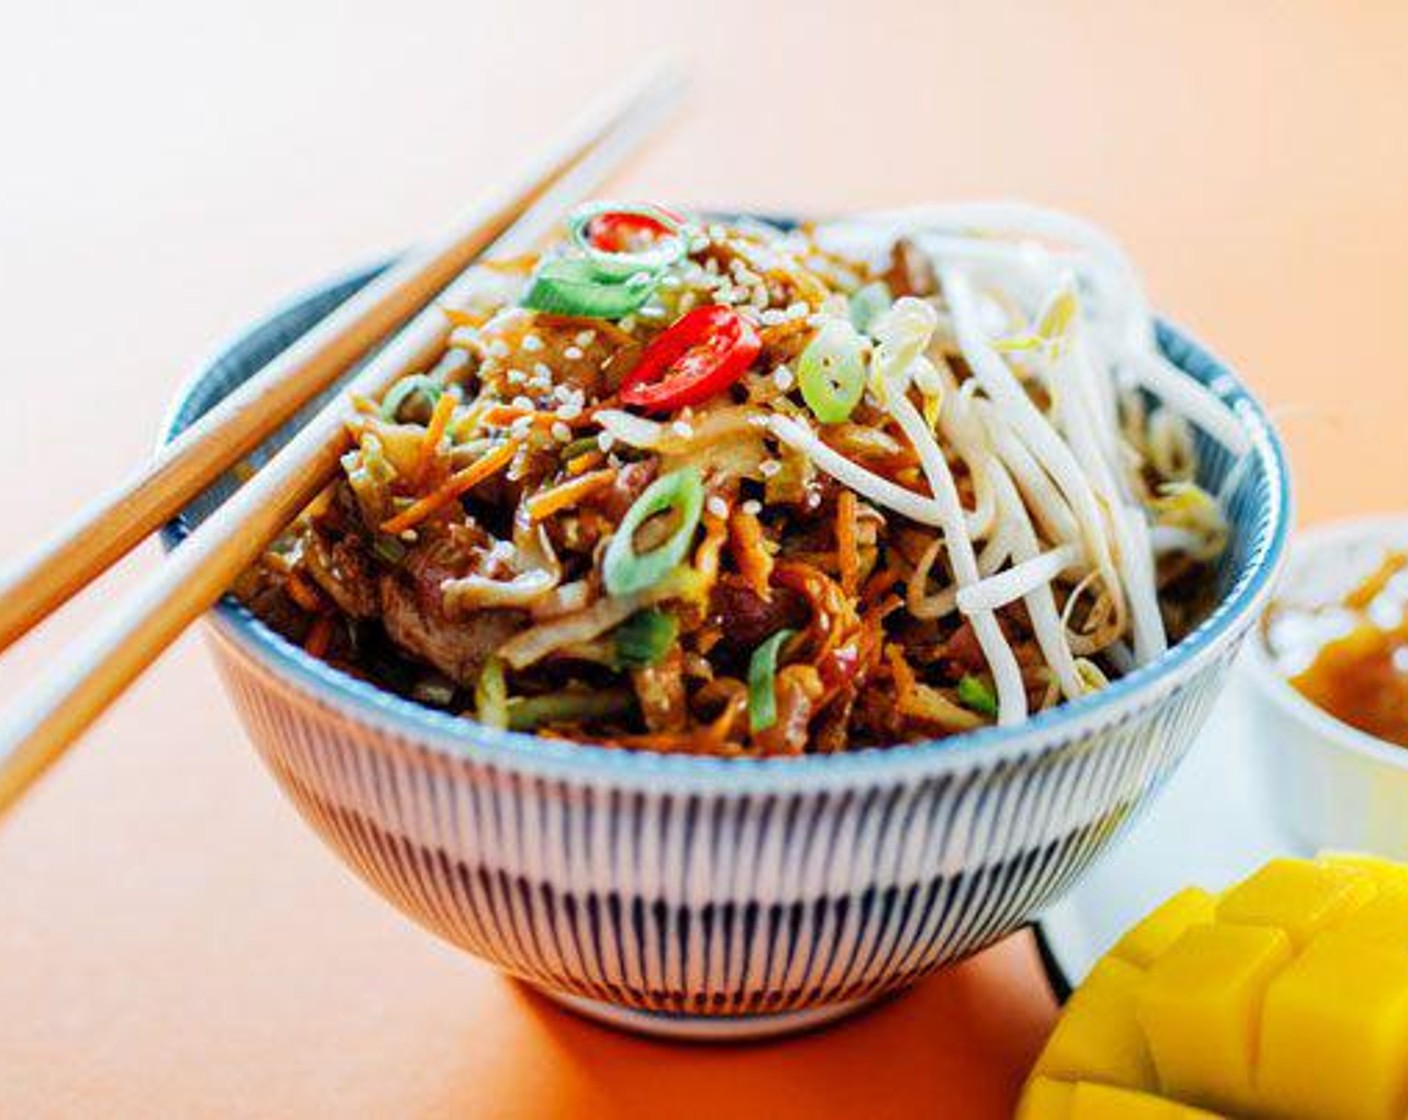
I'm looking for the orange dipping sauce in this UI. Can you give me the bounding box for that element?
[1267,551,1408,747]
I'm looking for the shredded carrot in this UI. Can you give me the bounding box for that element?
[862,565,902,602]
[286,574,323,613]
[694,512,730,584]
[566,449,605,476]
[525,468,617,523]
[886,643,916,706]
[479,404,565,430]
[380,439,520,535]
[304,616,334,658]
[836,489,859,597]
[695,626,723,655]
[414,390,457,484]
[729,508,774,599]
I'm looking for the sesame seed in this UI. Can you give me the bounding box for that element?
[551,421,572,442]
[659,274,682,290]
[637,305,667,319]
[521,334,544,352]
[759,309,786,327]
[597,431,616,452]
[573,329,596,347]
[607,452,623,468]
[759,459,782,478]
[506,368,526,384]
[511,395,534,411]
[619,316,637,332]
[742,499,762,516]
[557,402,583,420]
[772,365,795,392]
[563,346,584,361]
[671,420,695,439]
[786,301,810,319]
[533,362,552,379]
[448,326,478,348]
[399,529,419,543]
[706,496,729,520]
[511,415,534,436]
[487,339,510,359]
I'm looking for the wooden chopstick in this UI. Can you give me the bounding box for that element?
[0,65,683,818]
[0,59,679,659]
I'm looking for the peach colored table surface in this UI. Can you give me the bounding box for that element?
[3,3,1406,1116]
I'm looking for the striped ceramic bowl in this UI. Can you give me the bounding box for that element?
[164,261,1290,1041]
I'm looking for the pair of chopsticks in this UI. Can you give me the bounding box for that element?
[0,62,685,818]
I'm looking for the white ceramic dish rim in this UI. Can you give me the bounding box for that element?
[1243,513,1408,772]
[162,256,1292,793]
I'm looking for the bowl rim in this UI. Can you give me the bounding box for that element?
[162,255,1293,790]
[1244,513,1408,772]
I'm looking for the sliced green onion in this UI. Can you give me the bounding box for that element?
[849,281,892,335]
[559,435,600,461]
[380,374,443,421]
[371,534,407,566]
[603,467,705,596]
[798,318,868,424]
[507,688,634,731]
[612,608,679,668]
[957,674,999,718]
[412,674,457,708]
[748,628,797,734]
[474,656,509,730]
[567,200,686,280]
[521,257,657,319]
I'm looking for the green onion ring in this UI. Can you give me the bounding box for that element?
[474,656,509,730]
[602,467,705,596]
[521,257,657,319]
[567,200,686,280]
[798,318,869,424]
[957,674,999,718]
[748,628,797,734]
[612,608,679,668]
[379,374,443,421]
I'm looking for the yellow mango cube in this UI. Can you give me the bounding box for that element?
[1034,956,1157,1091]
[1136,921,1292,1114]
[1333,890,1408,945]
[1257,931,1408,1120]
[1111,887,1218,969]
[1319,851,1408,897]
[1016,1076,1074,1120]
[1217,857,1375,949]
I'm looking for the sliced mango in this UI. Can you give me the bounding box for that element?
[1035,956,1157,1090]
[1137,922,1292,1114]
[1019,853,1408,1119]
[1111,887,1217,969]
[1217,858,1375,949]
[1257,932,1408,1119]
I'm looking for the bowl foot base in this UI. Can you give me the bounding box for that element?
[530,986,896,1042]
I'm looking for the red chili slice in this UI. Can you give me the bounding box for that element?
[587,209,682,254]
[620,305,763,412]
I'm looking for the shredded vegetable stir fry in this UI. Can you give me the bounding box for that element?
[236,202,1236,755]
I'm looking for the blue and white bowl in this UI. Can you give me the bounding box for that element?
[164,261,1290,1040]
